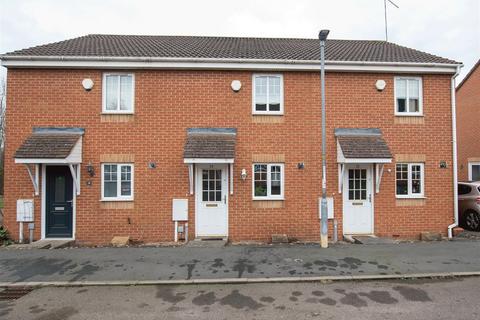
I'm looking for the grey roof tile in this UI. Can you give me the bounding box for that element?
[184,128,236,159]
[2,34,459,64]
[15,133,81,159]
[337,129,392,159]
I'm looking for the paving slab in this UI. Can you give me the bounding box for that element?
[0,240,479,284]
[185,239,227,248]
[352,236,399,245]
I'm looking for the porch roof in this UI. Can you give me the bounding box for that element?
[14,128,84,164]
[183,128,236,163]
[335,128,392,163]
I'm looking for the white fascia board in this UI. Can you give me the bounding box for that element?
[338,158,392,164]
[0,56,461,74]
[15,158,69,164]
[184,158,234,164]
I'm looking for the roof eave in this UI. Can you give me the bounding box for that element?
[0,55,462,73]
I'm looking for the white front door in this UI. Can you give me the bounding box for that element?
[343,164,374,234]
[195,164,228,237]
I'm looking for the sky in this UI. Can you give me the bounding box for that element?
[0,0,479,82]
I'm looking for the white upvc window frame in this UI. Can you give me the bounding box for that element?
[252,74,284,115]
[468,162,480,181]
[102,73,135,114]
[395,162,425,198]
[101,163,134,201]
[252,163,285,200]
[394,76,423,116]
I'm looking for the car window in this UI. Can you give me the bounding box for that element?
[458,184,472,195]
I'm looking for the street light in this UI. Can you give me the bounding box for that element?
[319,29,329,249]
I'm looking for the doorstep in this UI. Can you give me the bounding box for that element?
[344,234,399,245]
[185,238,228,248]
[6,239,74,250]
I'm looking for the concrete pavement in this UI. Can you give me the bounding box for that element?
[1,241,480,285]
[1,277,478,319]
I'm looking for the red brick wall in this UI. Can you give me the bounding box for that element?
[4,69,455,244]
[457,62,480,181]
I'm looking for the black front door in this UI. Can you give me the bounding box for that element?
[46,166,73,238]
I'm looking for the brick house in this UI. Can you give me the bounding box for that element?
[0,35,462,245]
[457,59,480,181]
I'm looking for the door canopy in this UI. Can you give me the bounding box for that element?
[335,128,392,194]
[335,128,392,164]
[183,128,236,164]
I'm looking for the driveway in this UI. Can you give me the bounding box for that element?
[1,241,480,284]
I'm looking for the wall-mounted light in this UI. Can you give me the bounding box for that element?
[231,80,242,92]
[82,78,94,91]
[86,162,95,177]
[241,168,247,180]
[297,162,305,169]
[375,79,386,91]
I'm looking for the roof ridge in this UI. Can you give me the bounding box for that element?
[84,33,388,42]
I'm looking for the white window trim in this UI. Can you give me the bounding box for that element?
[101,163,134,201]
[102,73,135,114]
[395,162,425,198]
[252,74,284,115]
[252,163,285,200]
[394,76,423,116]
[468,162,480,181]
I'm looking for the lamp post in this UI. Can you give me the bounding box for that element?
[319,29,330,249]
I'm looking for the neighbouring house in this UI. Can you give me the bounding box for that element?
[457,59,480,182]
[0,35,462,245]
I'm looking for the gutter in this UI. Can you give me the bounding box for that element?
[0,55,461,73]
[448,64,463,239]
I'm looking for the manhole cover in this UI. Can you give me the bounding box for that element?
[0,287,34,301]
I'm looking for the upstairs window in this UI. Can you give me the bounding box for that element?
[396,163,424,198]
[395,77,422,116]
[102,164,134,201]
[103,73,134,113]
[253,74,283,115]
[253,163,284,200]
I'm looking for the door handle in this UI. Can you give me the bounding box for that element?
[223,195,226,204]
[368,194,372,203]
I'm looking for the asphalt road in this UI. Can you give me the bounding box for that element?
[1,277,479,320]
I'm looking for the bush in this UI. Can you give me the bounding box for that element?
[0,225,12,245]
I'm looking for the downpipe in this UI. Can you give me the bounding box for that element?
[448,65,462,239]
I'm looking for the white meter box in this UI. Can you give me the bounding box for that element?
[319,197,334,219]
[172,199,188,221]
[17,199,34,222]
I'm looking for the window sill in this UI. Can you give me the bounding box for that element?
[252,199,285,209]
[100,114,135,123]
[101,111,135,115]
[252,198,285,201]
[100,198,134,202]
[252,113,284,116]
[395,198,426,207]
[395,196,426,200]
[394,113,423,117]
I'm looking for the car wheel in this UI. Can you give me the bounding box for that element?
[464,211,480,231]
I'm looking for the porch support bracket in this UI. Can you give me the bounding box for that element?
[229,163,233,195]
[375,163,385,193]
[68,164,81,195]
[24,164,39,196]
[188,164,194,195]
[338,163,344,194]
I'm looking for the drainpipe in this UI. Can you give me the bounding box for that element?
[448,65,463,239]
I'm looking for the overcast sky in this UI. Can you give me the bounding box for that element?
[0,0,479,81]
